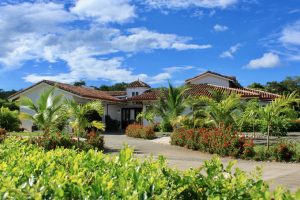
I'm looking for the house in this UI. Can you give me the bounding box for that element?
[9,71,280,131]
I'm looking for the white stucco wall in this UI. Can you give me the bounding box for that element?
[126,87,148,97]
[19,83,74,131]
[188,74,230,87]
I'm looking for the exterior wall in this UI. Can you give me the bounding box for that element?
[126,87,148,98]
[188,74,230,87]
[19,83,74,132]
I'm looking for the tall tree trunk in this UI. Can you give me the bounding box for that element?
[267,124,270,150]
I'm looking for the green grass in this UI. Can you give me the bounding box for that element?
[8,131,43,137]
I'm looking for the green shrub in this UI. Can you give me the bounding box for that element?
[29,132,104,151]
[0,138,298,199]
[125,124,156,139]
[159,120,173,132]
[0,106,20,131]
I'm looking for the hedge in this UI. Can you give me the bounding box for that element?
[125,124,156,139]
[0,138,298,199]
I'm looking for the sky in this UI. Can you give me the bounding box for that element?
[0,0,300,90]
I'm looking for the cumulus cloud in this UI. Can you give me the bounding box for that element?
[0,1,209,85]
[246,53,280,69]
[213,24,228,32]
[220,43,241,58]
[71,0,136,24]
[144,0,238,9]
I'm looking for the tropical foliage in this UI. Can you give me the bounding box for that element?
[0,107,20,131]
[0,138,298,199]
[140,82,190,132]
[257,92,299,149]
[188,93,243,129]
[65,100,105,139]
[19,87,63,135]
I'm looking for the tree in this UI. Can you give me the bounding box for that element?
[239,99,260,137]
[150,83,189,131]
[0,99,19,111]
[19,87,63,134]
[74,80,86,87]
[248,82,265,90]
[0,89,17,99]
[0,107,20,131]
[194,93,243,129]
[65,100,105,140]
[98,82,128,91]
[258,92,299,150]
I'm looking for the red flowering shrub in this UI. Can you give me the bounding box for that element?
[273,142,295,162]
[171,126,254,158]
[126,124,156,139]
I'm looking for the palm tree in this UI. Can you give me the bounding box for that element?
[65,99,105,140]
[151,82,190,130]
[239,99,260,137]
[19,87,63,135]
[194,93,242,129]
[258,92,299,150]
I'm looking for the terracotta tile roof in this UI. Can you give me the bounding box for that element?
[127,80,151,88]
[126,84,280,102]
[185,71,242,88]
[9,80,121,102]
[103,91,126,96]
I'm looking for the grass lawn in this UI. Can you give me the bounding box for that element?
[8,131,44,137]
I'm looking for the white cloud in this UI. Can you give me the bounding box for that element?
[111,28,212,51]
[220,43,241,58]
[163,66,195,73]
[246,53,280,69]
[0,1,211,85]
[280,21,300,46]
[144,0,238,9]
[213,24,228,32]
[71,0,136,24]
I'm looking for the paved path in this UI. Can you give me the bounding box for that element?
[103,134,300,192]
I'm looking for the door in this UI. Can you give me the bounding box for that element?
[121,108,142,129]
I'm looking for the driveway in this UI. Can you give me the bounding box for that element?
[103,133,300,192]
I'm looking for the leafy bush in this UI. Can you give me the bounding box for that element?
[0,106,20,131]
[171,126,254,158]
[29,132,104,151]
[288,120,300,132]
[159,120,173,132]
[254,141,300,162]
[0,139,298,199]
[125,124,156,139]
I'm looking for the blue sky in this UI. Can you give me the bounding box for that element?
[0,0,300,90]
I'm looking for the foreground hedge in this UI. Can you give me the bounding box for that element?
[125,124,156,139]
[0,138,299,199]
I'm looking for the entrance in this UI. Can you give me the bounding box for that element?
[121,108,142,129]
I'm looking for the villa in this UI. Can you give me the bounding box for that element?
[9,71,280,131]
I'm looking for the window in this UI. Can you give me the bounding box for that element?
[132,92,135,96]
[135,92,139,96]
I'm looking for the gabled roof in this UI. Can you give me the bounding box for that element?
[185,71,242,88]
[127,80,151,88]
[9,80,121,102]
[126,83,280,102]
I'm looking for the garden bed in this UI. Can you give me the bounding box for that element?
[170,127,300,162]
